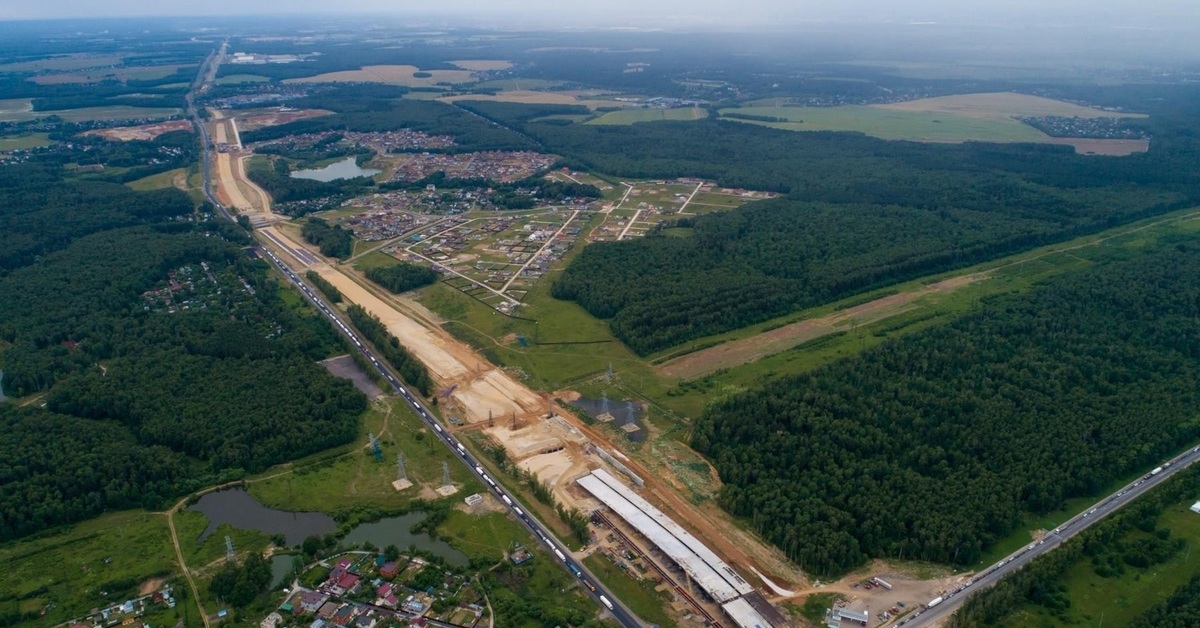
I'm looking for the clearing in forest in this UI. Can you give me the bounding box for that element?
[285,65,477,87]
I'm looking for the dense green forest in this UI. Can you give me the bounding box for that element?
[364,262,439,294]
[301,217,354,258]
[239,87,534,152]
[457,101,1200,353]
[953,466,1200,627]
[693,243,1200,576]
[0,143,368,541]
[346,304,433,395]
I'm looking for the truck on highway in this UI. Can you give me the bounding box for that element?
[599,595,614,611]
[927,596,944,609]
[568,563,582,577]
[1152,466,1164,476]
[502,495,513,506]
[554,548,567,561]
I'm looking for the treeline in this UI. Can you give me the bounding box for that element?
[953,466,1200,627]
[364,262,439,294]
[209,552,273,608]
[720,112,786,123]
[301,217,353,258]
[1129,573,1200,628]
[240,89,534,152]
[346,304,433,395]
[692,243,1200,576]
[306,270,342,303]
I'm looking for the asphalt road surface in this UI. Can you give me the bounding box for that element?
[904,445,1200,627]
[189,48,644,628]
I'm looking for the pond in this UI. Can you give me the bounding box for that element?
[574,394,647,442]
[290,157,381,182]
[269,554,297,589]
[343,513,469,567]
[189,489,337,547]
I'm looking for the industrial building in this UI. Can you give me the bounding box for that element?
[577,468,784,628]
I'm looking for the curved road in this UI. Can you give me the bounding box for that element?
[905,445,1200,627]
[187,45,644,628]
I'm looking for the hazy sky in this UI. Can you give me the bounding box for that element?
[1,0,1198,29]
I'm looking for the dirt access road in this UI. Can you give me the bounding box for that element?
[660,273,988,379]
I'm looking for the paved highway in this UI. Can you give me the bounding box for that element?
[904,445,1200,627]
[186,47,643,628]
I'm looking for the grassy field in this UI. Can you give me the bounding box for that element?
[0,53,127,73]
[172,509,273,573]
[0,132,51,151]
[28,64,194,85]
[215,74,270,85]
[127,167,186,191]
[352,250,401,272]
[247,397,481,514]
[877,92,1147,119]
[998,503,1200,627]
[720,105,1047,141]
[0,105,182,123]
[438,510,528,564]
[587,107,708,125]
[285,65,476,87]
[0,511,183,626]
[584,554,678,628]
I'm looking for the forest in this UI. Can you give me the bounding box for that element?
[692,242,1200,576]
[346,304,433,395]
[301,217,354,258]
[455,99,1200,353]
[306,270,343,303]
[364,262,439,294]
[0,141,368,540]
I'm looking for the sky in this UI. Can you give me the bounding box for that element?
[1,0,1198,29]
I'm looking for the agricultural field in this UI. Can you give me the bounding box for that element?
[27,64,194,84]
[723,92,1148,146]
[0,104,182,122]
[284,65,477,87]
[448,60,513,71]
[440,89,633,109]
[0,132,51,151]
[0,53,127,73]
[587,107,708,125]
[0,511,182,627]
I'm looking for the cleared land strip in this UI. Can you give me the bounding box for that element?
[659,205,1200,380]
[660,273,987,379]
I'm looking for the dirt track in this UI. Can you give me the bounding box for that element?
[660,273,989,380]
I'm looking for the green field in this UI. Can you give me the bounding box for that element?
[0,511,183,626]
[0,105,182,123]
[247,397,480,514]
[587,107,708,125]
[584,554,677,628]
[215,74,270,85]
[127,167,186,191]
[352,250,402,272]
[998,503,1200,627]
[719,105,1048,141]
[0,53,127,73]
[0,132,51,151]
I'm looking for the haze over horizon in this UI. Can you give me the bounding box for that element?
[1,0,1198,31]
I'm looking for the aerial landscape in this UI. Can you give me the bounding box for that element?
[1,1,1200,627]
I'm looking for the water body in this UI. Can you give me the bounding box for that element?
[574,396,647,442]
[269,554,297,589]
[290,157,380,182]
[189,489,337,546]
[343,513,469,567]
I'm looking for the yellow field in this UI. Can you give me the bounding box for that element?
[449,59,513,71]
[876,92,1147,120]
[284,65,476,87]
[440,90,630,110]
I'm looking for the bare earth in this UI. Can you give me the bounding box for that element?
[82,119,193,141]
[660,273,989,380]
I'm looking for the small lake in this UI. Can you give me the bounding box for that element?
[574,395,647,442]
[189,489,337,547]
[343,513,469,567]
[290,157,380,182]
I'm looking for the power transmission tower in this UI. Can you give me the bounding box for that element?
[225,536,235,563]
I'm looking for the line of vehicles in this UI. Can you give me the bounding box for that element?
[253,245,635,626]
